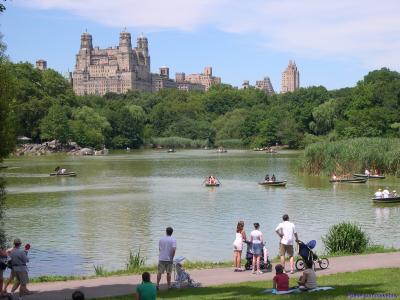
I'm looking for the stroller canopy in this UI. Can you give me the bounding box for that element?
[307,240,316,249]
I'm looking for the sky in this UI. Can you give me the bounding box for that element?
[1,0,399,91]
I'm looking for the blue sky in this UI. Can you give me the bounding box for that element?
[1,0,399,91]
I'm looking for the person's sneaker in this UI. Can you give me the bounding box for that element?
[257,271,263,275]
[252,270,256,274]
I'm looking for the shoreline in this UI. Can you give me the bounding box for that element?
[29,247,398,283]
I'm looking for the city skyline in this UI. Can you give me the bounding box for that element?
[1,0,399,91]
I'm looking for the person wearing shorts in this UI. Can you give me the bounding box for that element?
[250,223,263,275]
[156,227,176,290]
[10,238,32,297]
[232,221,246,272]
[275,214,298,274]
[0,246,8,297]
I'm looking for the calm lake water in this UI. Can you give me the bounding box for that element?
[1,150,400,277]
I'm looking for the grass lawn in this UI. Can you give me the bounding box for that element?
[95,268,400,300]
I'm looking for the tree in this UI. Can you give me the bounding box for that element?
[0,30,15,159]
[70,106,110,148]
[39,104,71,144]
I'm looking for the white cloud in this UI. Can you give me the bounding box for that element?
[18,0,400,69]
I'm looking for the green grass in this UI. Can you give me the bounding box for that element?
[94,268,400,300]
[300,137,400,175]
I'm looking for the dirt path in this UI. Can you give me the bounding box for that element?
[20,252,400,300]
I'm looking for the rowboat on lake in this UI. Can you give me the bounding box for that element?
[354,174,385,179]
[372,196,400,203]
[329,178,367,183]
[205,183,220,187]
[50,172,77,177]
[258,180,287,187]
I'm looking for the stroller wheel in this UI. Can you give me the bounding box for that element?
[244,262,251,270]
[318,258,329,269]
[295,258,305,271]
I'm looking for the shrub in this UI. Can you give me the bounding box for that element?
[322,222,370,254]
[126,249,146,271]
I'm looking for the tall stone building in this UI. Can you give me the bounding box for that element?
[152,67,177,92]
[255,76,275,95]
[72,31,152,95]
[185,67,221,91]
[281,60,300,93]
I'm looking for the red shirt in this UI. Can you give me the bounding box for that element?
[273,273,289,291]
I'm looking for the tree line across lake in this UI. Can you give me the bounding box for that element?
[2,61,400,153]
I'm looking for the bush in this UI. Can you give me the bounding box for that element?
[322,222,370,254]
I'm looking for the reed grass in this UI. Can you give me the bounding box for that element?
[301,137,400,175]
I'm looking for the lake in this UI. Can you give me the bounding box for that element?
[1,150,400,277]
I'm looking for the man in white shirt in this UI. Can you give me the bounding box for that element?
[374,189,383,198]
[275,214,298,274]
[382,188,390,198]
[156,227,176,290]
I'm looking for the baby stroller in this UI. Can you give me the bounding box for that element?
[244,241,272,271]
[295,240,329,271]
[171,256,201,288]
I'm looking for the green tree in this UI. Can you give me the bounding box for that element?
[39,104,71,144]
[70,106,110,148]
[0,33,15,159]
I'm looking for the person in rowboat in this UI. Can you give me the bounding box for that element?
[271,174,276,182]
[374,189,383,198]
[264,174,270,182]
[364,169,370,176]
[391,190,397,197]
[382,188,390,198]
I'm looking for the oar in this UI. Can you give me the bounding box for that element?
[202,178,207,186]
[216,176,222,186]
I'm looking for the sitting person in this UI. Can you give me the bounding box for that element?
[382,188,390,198]
[264,174,270,182]
[298,260,317,290]
[136,272,156,300]
[272,264,289,291]
[364,169,370,176]
[271,174,276,182]
[374,189,383,198]
[391,190,397,197]
[72,290,85,300]
[331,174,337,180]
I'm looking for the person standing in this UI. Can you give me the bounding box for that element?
[275,214,298,274]
[0,246,8,298]
[232,221,246,272]
[250,223,263,274]
[136,272,157,300]
[156,227,176,290]
[9,238,32,297]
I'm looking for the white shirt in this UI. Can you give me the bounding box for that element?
[250,230,263,244]
[159,236,176,262]
[275,221,297,245]
[365,170,370,175]
[383,190,390,198]
[374,191,382,198]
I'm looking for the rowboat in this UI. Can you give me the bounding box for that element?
[167,149,176,153]
[50,172,77,177]
[205,183,220,187]
[329,178,367,183]
[373,196,400,203]
[258,180,287,187]
[354,174,385,179]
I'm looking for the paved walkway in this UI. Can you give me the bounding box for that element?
[17,252,400,300]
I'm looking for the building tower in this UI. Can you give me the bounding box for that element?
[242,80,250,89]
[159,67,169,78]
[204,66,212,76]
[118,31,133,72]
[255,76,275,95]
[281,60,300,93]
[175,72,185,83]
[36,59,47,71]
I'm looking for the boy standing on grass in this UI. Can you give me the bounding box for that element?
[136,272,156,300]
